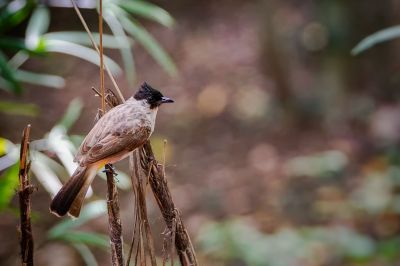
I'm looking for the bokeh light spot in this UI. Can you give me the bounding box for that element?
[196,84,228,117]
[301,22,329,51]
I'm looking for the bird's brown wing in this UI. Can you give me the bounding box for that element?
[75,103,151,166]
[79,126,151,166]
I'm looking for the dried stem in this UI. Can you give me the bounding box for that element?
[141,142,198,266]
[99,0,105,113]
[105,164,124,266]
[128,152,157,266]
[94,1,124,264]
[18,125,34,266]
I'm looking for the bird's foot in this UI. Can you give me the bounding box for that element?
[103,164,118,177]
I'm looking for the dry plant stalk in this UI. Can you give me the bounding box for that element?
[105,164,124,266]
[98,0,124,263]
[127,152,157,266]
[97,89,125,265]
[18,125,35,266]
[140,143,198,266]
[93,88,125,265]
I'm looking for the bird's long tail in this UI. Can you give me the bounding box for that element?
[50,165,97,217]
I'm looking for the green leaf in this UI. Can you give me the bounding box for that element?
[0,0,35,33]
[118,12,177,76]
[352,25,400,55]
[0,163,19,211]
[118,0,174,28]
[44,31,131,49]
[0,37,45,54]
[0,51,22,94]
[57,98,83,131]
[377,237,400,261]
[15,69,65,88]
[45,39,122,75]
[0,101,39,117]
[25,5,50,50]
[0,137,8,156]
[8,51,30,69]
[52,231,109,248]
[29,154,63,196]
[48,200,107,237]
[104,10,136,84]
[69,134,85,148]
[71,243,98,266]
[29,150,69,181]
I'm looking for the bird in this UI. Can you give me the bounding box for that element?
[50,82,174,217]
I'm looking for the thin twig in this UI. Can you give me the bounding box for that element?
[130,151,157,266]
[99,0,105,113]
[89,1,125,264]
[18,125,35,266]
[126,189,138,266]
[170,216,176,266]
[105,165,124,266]
[162,140,167,177]
[70,0,125,103]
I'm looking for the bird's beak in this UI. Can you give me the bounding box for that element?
[161,96,174,103]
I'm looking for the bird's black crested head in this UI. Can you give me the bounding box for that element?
[134,82,174,109]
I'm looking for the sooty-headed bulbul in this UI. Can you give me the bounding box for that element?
[50,82,174,217]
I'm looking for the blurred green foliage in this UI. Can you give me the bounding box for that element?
[48,200,110,266]
[0,0,176,96]
[0,162,19,211]
[199,219,400,266]
[0,98,131,210]
[352,25,400,55]
[0,100,133,265]
[0,101,39,116]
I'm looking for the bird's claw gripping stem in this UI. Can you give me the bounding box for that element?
[103,164,118,177]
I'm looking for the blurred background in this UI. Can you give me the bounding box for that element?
[2,0,400,265]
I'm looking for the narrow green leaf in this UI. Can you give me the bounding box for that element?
[0,138,18,171]
[0,137,9,156]
[0,101,39,117]
[45,40,122,75]
[0,51,22,94]
[118,13,177,76]
[69,134,85,148]
[104,10,136,84]
[0,0,35,33]
[30,156,63,197]
[352,25,400,55]
[57,98,83,131]
[53,231,109,248]
[29,150,69,181]
[44,31,131,49]
[15,69,65,88]
[48,200,107,237]
[118,0,174,28]
[8,51,30,69]
[71,243,98,266]
[25,5,50,50]
[0,163,19,210]
[0,77,12,92]
[0,37,26,51]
